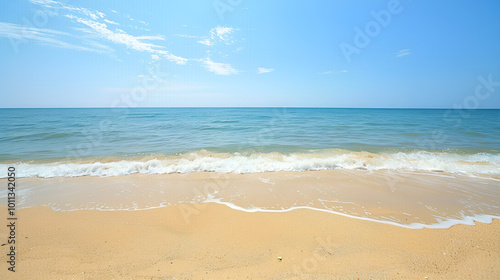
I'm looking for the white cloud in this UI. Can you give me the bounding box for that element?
[65,14,187,64]
[394,49,411,57]
[212,26,235,42]
[104,19,119,26]
[197,38,213,46]
[163,53,188,64]
[0,22,102,52]
[29,0,58,7]
[65,5,103,20]
[27,0,247,70]
[257,67,274,74]
[0,21,68,37]
[27,0,59,15]
[202,58,238,75]
[29,0,168,53]
[30,0,107,21]
[135,35,165,41]
[68,16,148,49]
[195,25,237,46]
[85,40,114,52]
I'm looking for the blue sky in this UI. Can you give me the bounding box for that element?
[0,0,499,108]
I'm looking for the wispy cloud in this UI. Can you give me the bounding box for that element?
[196,25,237,46]
[202,58,238,75]
[0,22,103,52]
[30,0,105,20]
[104,19,119,26]
[64,15,152,53]
[135,35,165,41]
[127,15,149,31]
[257,67,274,74]
[197,38,213,46]
[29,0,58,6]
[25,0,187,64]
[23,0,246,74]
[64,14,187,64]
[212,26,235,43]
[394,49,411,57]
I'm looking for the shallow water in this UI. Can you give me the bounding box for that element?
[1,108,499,177]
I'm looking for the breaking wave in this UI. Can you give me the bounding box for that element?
[1,149,499,178]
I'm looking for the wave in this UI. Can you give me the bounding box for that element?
[1,149,499,178]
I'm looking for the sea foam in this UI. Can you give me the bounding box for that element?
[1,149,499,178]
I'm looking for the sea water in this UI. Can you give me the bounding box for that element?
[0,108,499,177]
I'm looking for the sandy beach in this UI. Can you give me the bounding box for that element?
[1,170,500,279]
[1,203,499,279]
[2,0,499,278]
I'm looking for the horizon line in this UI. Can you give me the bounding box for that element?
[1,106,500,110]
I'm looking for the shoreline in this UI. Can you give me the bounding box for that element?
[1,204,500,279]
[2,169,499,228]
[2,169,499,278]
[2,147,500,178]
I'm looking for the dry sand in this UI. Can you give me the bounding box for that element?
[1,203,500,279]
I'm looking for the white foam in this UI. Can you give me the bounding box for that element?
[1,150,499,178]
[13,194,497,229]
[201,196,500,229]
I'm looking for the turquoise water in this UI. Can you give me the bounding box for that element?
[0,108,499,177]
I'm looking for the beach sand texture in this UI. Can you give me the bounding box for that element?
[1,169,500,279]
[1,204,499,279]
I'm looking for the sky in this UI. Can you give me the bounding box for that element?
[0,0,499,108]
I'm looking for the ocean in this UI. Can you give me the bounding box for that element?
[0,108,499,178]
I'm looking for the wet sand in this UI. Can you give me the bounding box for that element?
[4,169,500,227]
[1,169,500,279]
